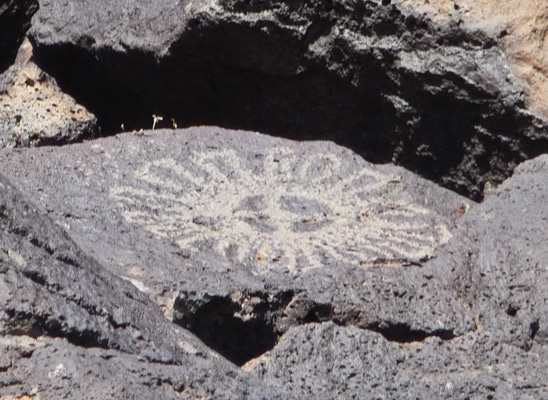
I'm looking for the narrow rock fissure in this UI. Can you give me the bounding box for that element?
[364,322,456,343]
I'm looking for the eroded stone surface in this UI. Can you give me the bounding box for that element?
[109,143,452,273]
[398,0,548,119]
[0,62,99,147]
[430,154,548,351]
[0,334,294,400]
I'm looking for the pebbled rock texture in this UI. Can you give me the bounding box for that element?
[432,154,548,351]
[244,322,548,399]
[0,0,38,73]
[28,0,548,200]
[0,61,99,148]
[0,173,293,399]
[1,0,548,397]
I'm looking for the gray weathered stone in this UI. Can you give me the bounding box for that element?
[0,62,99,147]
[240,155,548,397]
[0,173,293,399]
[0,126,476,366]
[244,322,548,399]
[28,0,548,199]
[430,154,548,351]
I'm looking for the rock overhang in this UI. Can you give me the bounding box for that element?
[24,0,548,201]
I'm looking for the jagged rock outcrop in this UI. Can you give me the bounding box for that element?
[433,154,548,351]
[0,127,476,367]
[0,0,38,73]
[0,173,293,399]
[28,0,548,200]
[0,61,99,147]
[3,128,548,397]
[399,0,548,119]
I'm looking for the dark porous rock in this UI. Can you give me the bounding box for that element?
[243,322,548,399]
[0,62,99,148]
[29,0,548,199]
[0,0,38,73]
[429,154,548,352]
[0,126,476,367]
[0,174,293,399]
[244,150,548,399]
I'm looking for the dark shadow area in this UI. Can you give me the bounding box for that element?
[171,288,458,365]
[30,1,548,201]
[172,290,295,366]
[367,322,456,343]
[0,0,38,73]
[5,308,111,350]
[172,290,334,366]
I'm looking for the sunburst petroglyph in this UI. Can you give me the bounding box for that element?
[110,147,451,275]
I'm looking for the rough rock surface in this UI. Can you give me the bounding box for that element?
[0,173,292,399]
[399,0,548,119]
[245,322,548,399]
[433,154,548,351]
[0,62,99,148]
[1,0,548,397]
[0,127,476,366]
[28,0,548,200]
[241,154,548,398]
[0,0,38,73]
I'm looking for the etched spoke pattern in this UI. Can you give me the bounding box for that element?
[110,147,451,275]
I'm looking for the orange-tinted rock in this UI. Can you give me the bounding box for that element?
[0,62,99,147]
[400,0,548,117]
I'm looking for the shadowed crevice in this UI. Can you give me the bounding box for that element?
[172,289,459,366]
[30,0,548,201]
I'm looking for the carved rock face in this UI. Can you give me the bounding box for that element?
[3,0,548,397]
[27,0,548,200]
[0,126,475,366]
[110,145,451,275]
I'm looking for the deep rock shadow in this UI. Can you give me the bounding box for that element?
[0,0,38,73]
[30,0,548,200]
[172,290,299,366]
[172,288,459,365]
[366,321,456,343]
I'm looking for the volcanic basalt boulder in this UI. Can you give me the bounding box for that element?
[1,0,548,397]
[0,61,99,148]
[0,126,477,367]
[431,154,548,351]
[0,173,293,399]
[28,0,548,200]
[400,0,548,119]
